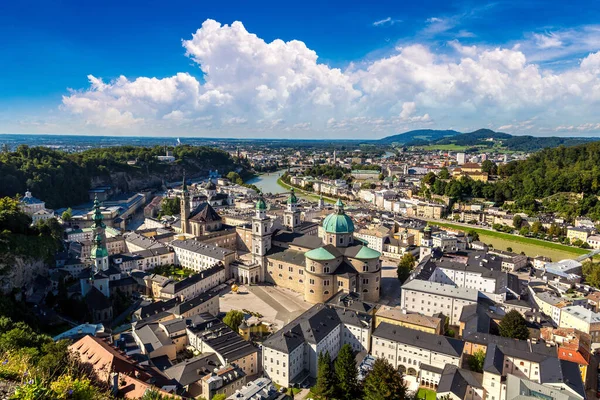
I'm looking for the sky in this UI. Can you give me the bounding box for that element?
[2,0,600,139]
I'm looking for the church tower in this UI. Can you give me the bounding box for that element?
[318,194,325,209]
[180,173,190,234]
[90,196,109,272]
[283,188,300,231]
[81,195,111,299]
[252,193,271,267]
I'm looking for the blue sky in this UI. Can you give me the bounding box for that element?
[2,0,600,138]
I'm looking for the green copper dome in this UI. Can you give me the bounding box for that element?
[322,198,354,234]
[322,213,355,234]
[305,247,337,261]
[353,245,381,259]
[287,188,298,204]
[256,195,267,210]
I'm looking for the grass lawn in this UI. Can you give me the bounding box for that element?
[421,144,469,151]
[429,222,589,261]
[416,388,437,400]
[277,178,336,204]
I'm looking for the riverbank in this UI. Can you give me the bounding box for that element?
[276,178,336,204]
[429,221,588,261]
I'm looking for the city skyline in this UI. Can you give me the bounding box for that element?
[2,0,600,138]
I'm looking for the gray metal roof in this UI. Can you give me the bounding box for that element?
[373,322,465,357]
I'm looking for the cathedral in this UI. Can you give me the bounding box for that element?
[249,189,383,303]
[178,178,226,237]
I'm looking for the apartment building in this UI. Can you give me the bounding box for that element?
[371,323,464,378]
[171,239,236,275]
[159,264,227,301]
[187,314,259,379]
[261,303,372,387]
[401,279,479,325]
[374,306,442,335]
[559,305,600,343]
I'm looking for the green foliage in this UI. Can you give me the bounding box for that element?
[226,171,244,185]
[422,172,436,186]
[363,358,407,400]
[481,160,497,175]
[583,262,600,289]
[513,215,523,229]
[313,351,336,400]
[222,310,245,332]
[397,253,416,284]
[499,310,530,340]
[212,395,227,400]
[161,197,181,216]
[334,344,360,400]
[61,208,73,222]
[304,165,350,180]
[468,350,486,373]
[141,389,179,400]
[438,167,450,180]
[467,229,479,242]
[0,144,241,209]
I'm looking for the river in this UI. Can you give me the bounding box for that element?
[245,170,288,194]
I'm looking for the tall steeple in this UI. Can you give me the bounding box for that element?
[252,192,271,269]
[181,171,191,234]
[284,188,300,231]
[90,195,109,272]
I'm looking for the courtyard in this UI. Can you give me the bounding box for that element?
[219,283,312,330]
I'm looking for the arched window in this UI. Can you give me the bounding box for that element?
[324,291,329,295]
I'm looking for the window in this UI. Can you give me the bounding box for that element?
[310,279,315,285]
[363,265,368,272]
[324,267,330,273]
[324,280,330,286]
[362,278,369,284]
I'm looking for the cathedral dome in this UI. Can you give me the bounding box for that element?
[322,199,354,234]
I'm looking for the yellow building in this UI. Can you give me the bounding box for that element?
[374,306,442,335]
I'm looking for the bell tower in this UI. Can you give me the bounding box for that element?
[180,172,190,234]
[283,188,300,231]
[252,193,271,267]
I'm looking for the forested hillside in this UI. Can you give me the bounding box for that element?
[0,145,244,208]
[424,142,600,220]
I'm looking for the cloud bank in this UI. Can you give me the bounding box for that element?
[61,19,600,137]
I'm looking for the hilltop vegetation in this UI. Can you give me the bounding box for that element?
[422,142,600,220]
[378,128,596,152]
[0,145,244,208]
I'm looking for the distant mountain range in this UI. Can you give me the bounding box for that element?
[378,128,598,151]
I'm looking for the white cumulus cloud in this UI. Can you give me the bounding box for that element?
[59,19,600,138]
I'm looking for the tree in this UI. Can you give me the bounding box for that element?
[161,197,180,216]
[506,247,513,252]
[468,349,486,373]
[498,310,530,340]
[363,358,407,400]
[467,229,479,242]
[397,253,416,284]
[61,207,73,222]
[513,215,523,229]
[531,221,543,235]
[481,160,497,175]
[519,226,530,236]
[226,171,244,185]
[439,167,450,180]
[222,310,245,332]
[313,351,336,400]
[334,344,360,400]
[423,172,437,186]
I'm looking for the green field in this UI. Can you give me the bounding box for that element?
[416,388,437,400]
[429,222,589,261]
[421,144,469,151]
